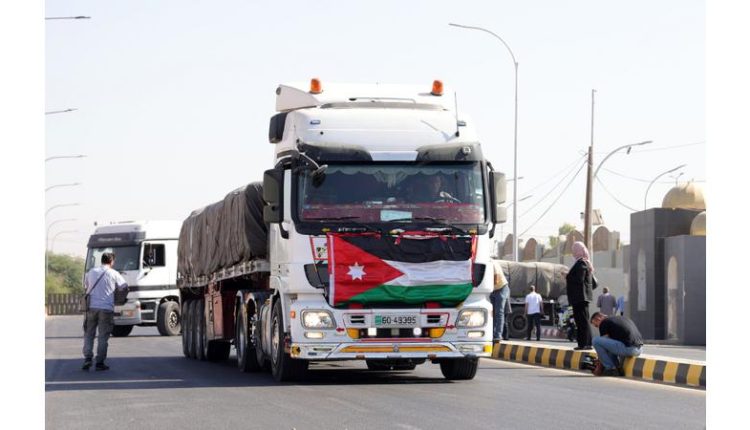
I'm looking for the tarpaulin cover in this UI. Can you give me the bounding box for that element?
[178,182,267,280]
[493,260,568,299]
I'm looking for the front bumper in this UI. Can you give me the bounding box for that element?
[290,340,493,360]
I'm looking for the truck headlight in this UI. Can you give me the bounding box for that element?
[301,310,335,329]
[457,309,487,328]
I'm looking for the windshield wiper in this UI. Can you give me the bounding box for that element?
[384,217,469,235]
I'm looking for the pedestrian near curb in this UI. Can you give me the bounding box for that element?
[524,285,543,341]
[616,295,625,316]
[566,241,596,350]
[490,262,510,342]
[596,287,617,316]
[81,252,129,371]
[590,312,644,376]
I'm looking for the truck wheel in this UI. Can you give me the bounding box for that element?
[439,358,479,380]
[236,303,262,372]
[186,300,197,358]
[270,300,308,382]
[157,301,181,336]
[111,325,133,337]
[181,300,191,357]
[195,299,207,361]
[508,309,528,339]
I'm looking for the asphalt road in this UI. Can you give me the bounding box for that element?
[46,316,705,430]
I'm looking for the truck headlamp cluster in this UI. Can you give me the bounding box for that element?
[456,309,487,328]
[301,310,335,329]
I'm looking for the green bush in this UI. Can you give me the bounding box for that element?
[45,252,85,297]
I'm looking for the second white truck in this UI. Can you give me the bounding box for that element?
[85,220,182,336]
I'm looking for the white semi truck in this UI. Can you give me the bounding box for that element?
[178,79,507,381]
[85,220,182,337]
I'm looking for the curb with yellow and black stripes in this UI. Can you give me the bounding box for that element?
[491,342,705,389]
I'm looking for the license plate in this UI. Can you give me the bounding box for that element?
[374,314,418,327]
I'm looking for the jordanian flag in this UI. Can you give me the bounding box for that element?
[327,233,477,306]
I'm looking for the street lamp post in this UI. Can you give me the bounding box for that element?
[45,16,91,20]
[644,164,687,210]
[45,154,86,162]
[584,139,653,250]
[46,219,77,275]
[449,22,519,261]
[45,108,78,115]
[45,182,81,193]
[45,203,80,217]
[50,230,78,254]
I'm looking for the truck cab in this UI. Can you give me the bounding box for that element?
[259,79,507,379]
[85,220,181,337]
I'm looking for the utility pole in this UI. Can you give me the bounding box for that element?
[583,89,596,251]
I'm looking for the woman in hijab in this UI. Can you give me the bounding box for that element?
[566,241,596,350]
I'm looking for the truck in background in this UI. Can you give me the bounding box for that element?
[492,260,569,338]
[84,220,182,337]
[178,79,508,381]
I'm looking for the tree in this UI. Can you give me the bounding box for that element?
[548,223,577,249]
[46,252,85,297]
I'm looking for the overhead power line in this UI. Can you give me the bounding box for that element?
[520,158,587,237]
[521,155,587,218]
[631,141,705,153]
[599,167,706,184]
[595,177,639,212]
[523,153,588,195]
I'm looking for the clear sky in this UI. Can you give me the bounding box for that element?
[45,0,705,257]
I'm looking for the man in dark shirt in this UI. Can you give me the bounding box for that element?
[590,312,644,376]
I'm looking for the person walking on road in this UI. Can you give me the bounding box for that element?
[524,285,544,341]
[566,241,596,350]
[491,262,510,342]
[596,287,617,316]
[590,312,644,376]
[616,295,626,316]
[81,252,129,371]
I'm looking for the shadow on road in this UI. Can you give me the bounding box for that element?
[45,356,451,392]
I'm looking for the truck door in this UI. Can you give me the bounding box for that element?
[142,241,170,287]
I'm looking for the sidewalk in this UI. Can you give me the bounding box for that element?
[492,334,706,389]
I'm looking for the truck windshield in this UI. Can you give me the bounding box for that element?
[297,162,485,225]
[85,246,141,272]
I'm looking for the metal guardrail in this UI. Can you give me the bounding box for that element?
[46,293,81,315]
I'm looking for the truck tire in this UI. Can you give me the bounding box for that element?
[508,309,528,339]
[195,299,207,361]
[236,303,262,372]
[111,325,133,337]
[270,300,308,382]
[157,301,181,336]
[181,300,191,357]
[439,358,479,380]
[186,300,197,359]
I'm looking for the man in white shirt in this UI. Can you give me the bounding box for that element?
[82,252,129,371]
[524,285,544,341]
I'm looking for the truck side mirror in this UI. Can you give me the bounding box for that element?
[490,171,507,224]
[263,168,284,223]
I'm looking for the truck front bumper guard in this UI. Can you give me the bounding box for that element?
[289,341,492,360]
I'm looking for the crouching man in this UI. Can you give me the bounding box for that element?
[590,312,644,376]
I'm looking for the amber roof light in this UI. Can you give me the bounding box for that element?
[431,80,444,96]
[310,78,322,94]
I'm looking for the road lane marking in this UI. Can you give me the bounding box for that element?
[46,379,183,385]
